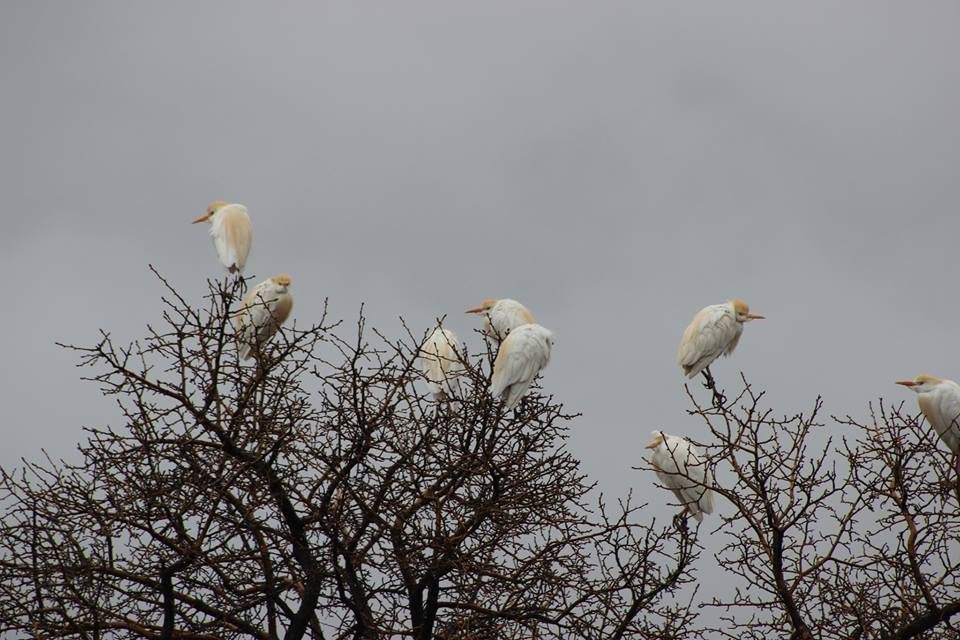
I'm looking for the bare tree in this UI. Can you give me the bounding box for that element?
[0,271,696,640]
[7,271,960,639]
[680,376,960,640]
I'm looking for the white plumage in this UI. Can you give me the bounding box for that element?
[645,431,714,522]
[419,328,466,401]
[233,274,294,360]
[676,299,764,378]
[489,323,554,410]
[193,201,253,273]
[466,298,535,341]
[897,375,960,455]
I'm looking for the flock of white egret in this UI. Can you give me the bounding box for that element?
[194,201,960,522]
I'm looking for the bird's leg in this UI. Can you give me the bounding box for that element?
[509,395,528,419]
[701,367,726,407]
[954,454,960,505]
[218,274,235,306]
[672,509,689,533]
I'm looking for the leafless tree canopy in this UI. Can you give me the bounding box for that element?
[1,273,959,639]
[0,274,695,640]
[683,382,960,640]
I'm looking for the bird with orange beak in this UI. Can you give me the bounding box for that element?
[645,431,714,522]
[896,375,960,457]
[233,274,293,360]
[192,201,253,273]
[465,298,535,341]
[677,299,765,379]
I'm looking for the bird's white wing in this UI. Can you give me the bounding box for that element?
[651,445,692,513]
[245,306,277,359]
[698,465,715,516]
[682,443,714,517]
[233,281,286,360]
[503,328,553,409]
[934,384,960,454]
[211,205,252,272]
[238,306,273,360]
[502,380,534,410]
[420,329,464,399]
[651,436,713,521]
[233,280,268,328]
[256,293,292,344]
[677,305,740,377]
[490,328,550,398]
[211,221,232,271]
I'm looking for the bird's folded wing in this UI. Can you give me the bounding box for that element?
[678,308,735,366]
[491,335,545,394]
[937,391,960,453]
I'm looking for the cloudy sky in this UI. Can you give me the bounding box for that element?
[2,0,959,578]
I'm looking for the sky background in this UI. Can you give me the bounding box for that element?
[2,0,959,621]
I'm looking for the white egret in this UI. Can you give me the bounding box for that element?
[489,323,554,410]
[645,431,714,522]
[677,299,764,379]
[233,274,293,360]
[192,201,253,273]
[419,328,466,401]
[465,298,535,341]
[896,375,960,456]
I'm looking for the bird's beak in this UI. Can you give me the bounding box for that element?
[895,380,917,387]
[465,306,484,314]
[747,313,766,320]
[191,213,211,224]
[644,437,661,449]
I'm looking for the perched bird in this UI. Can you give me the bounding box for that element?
[896,375,960,455]
[233,274,293,360]
[489,323,554,410]
[419,327,466,401]
[465,298,535,341]
[192,201,253,273]
[645,431,714,522]
[677,299,765,379]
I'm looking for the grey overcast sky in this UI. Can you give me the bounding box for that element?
[1,0,959,551]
